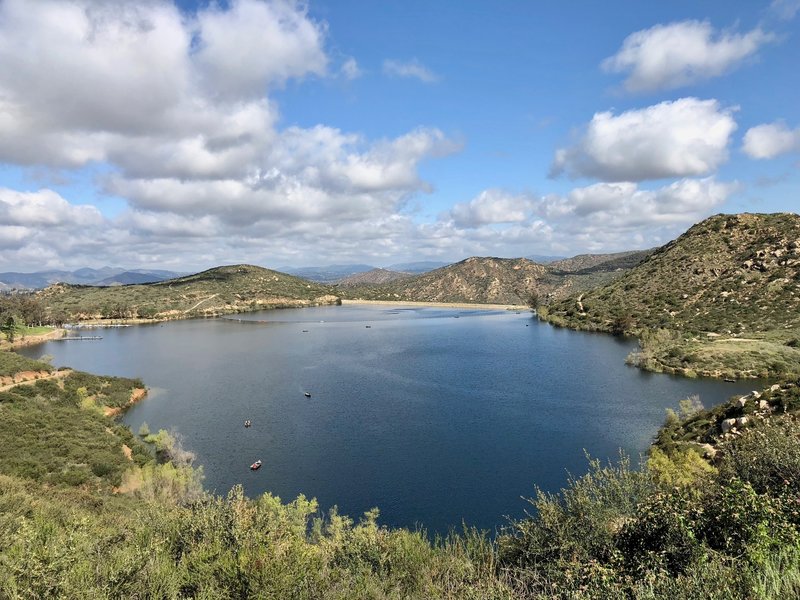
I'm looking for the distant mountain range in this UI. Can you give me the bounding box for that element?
[0,268,185,290]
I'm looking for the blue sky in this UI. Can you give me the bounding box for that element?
[0,0,798,272]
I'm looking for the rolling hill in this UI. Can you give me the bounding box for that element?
[337,257,548,304]
[38,264,340,320]
[335,268,414,287]
[338,252,651,305]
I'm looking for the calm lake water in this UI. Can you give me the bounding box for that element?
[20,305,762,534]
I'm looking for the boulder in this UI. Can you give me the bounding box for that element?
[758,400,770,410]
[721,418,737,433]
[770,384,781,392]
[737,397,747,408]
[736,416,749,428]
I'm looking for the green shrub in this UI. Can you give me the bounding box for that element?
[718,419,800,496]
[698,478,796,561]
[617,492,703,575]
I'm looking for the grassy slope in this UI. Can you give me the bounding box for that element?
[38,264,341,321]
[541,213,800,378]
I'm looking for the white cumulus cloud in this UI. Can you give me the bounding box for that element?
[539,178,736,233]
[742,121,800,159]
[447,190,535,228]
[194,0,327,99]
[551,98,737,182]
[382,59,439,83]
[602,20,773,92]
[0,0,461,271]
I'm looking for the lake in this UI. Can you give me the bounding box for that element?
[19,304,762,534]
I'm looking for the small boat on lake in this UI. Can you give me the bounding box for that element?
[304,392,312,398]
[244,420,251,428]
[250,460,262,470]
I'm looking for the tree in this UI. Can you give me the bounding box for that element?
[1,314,22,342]
[610,313,634,336]
[527,291,540,310]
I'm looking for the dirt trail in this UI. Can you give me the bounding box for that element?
[184,294,220,313]
[0,369,72,393]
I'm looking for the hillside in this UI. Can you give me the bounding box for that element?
[548,249,654,274]
[95,271,172,286]
[541,213,800,378]
[338,257,549,304]
[339,254,647,305]
[38,264,340,321]
[277,263,376,283]
[335,268,414,287]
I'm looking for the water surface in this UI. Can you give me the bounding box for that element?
[20,305,761,534]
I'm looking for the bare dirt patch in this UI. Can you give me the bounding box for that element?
[0,369,72,392]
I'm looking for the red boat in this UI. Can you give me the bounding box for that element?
[250,460,262,470]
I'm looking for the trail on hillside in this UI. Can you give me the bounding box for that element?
[0,369,72,393]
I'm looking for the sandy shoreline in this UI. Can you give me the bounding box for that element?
[341,299,528,311]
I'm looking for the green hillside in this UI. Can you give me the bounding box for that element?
[38,264,341,321]
[541,213,800,378]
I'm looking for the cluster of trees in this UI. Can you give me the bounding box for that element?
[0,294,71,341]
[0,294,46,327]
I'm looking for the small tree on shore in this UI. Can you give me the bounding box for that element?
[527,291,540,311]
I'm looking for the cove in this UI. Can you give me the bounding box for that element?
[19,304,764,534]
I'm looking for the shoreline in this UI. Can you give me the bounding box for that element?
[341,299,527,311]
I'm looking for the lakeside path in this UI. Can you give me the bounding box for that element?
[0,327,65,351]
[341,299,527,311]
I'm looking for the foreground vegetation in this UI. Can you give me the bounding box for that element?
[1,342,798,598]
